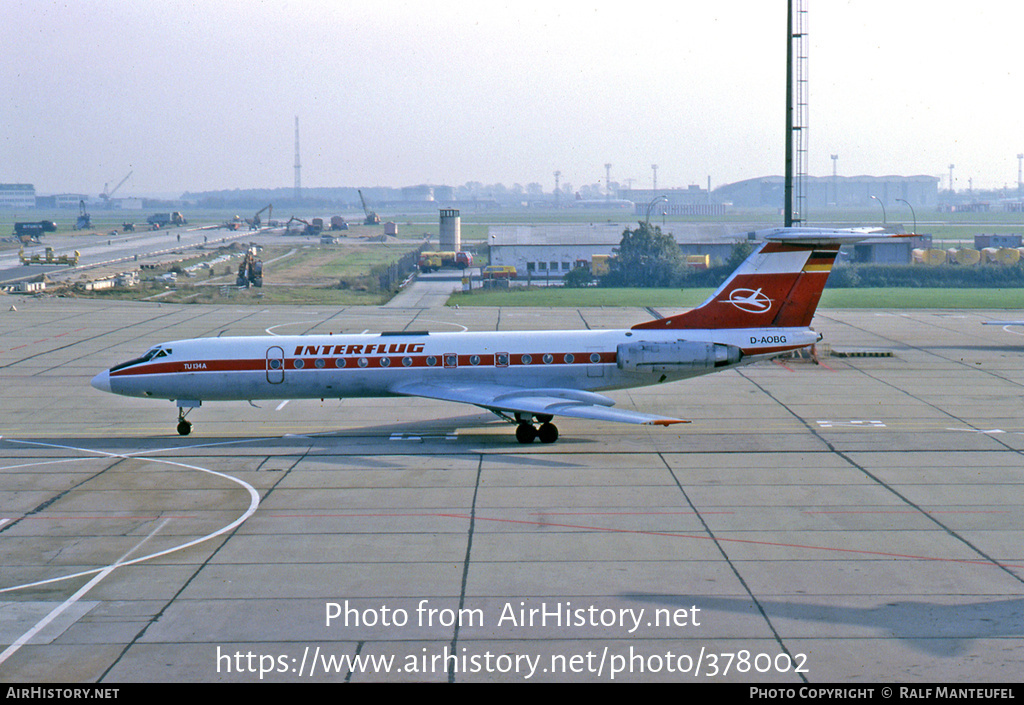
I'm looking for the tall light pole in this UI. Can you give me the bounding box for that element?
[294,116,301,203]
[784,0,808,227]
[896,198,916,234]
[831,154,838,206]
[870,194,887,225]
[784,0,795,225]
[605,163,613,201]
[652,164,658,192]
[644,195,668,225]
[1017,154,1022,198]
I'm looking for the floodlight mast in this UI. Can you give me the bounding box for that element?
[784,0,808,227]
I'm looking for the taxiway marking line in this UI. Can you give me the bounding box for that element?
[220,509,1024,571]
[0,439,261,592]
[0,518,169,667]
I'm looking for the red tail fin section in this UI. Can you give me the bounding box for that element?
[632,229,896,331]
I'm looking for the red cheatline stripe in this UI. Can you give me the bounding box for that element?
[740,344,807,356]
[110,344,812,376]
[110,351,620,376]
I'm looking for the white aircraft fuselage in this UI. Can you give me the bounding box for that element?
[91,326,815,404]
[90,228,900,442]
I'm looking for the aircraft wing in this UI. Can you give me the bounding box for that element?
[391,381,689,426]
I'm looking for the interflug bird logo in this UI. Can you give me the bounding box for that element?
[728,287,773,314]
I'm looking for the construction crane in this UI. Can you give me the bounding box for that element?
[100,171,133,204]
[358,189,380,225]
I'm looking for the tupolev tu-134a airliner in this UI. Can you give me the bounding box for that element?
[91,228,899,443]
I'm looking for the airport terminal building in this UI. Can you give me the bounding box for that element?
[714,174,940,209]
[0,183,36,209]
[621,185,726,217]
[487,223,751,278]
[488,223,626,279]
[488,222,931,278]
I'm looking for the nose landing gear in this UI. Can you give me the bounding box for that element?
[175,400,201,436]
[177,407,192,436]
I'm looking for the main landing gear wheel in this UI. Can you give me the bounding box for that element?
[515,423,536,444]
[537,422,558,444]
[515,420,559,444]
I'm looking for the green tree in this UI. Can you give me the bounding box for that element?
[723,240,756,270]
[603,222,685,287]
[563,265,594,288]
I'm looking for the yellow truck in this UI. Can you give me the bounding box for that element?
[418,251,473,273]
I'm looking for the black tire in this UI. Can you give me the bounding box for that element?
[515,424,536,444]
[176,420,192,436]
[537,422,559,444]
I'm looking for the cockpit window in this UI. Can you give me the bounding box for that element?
[110,346,169,372]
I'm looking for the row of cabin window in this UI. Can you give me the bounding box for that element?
[275,352,603,370]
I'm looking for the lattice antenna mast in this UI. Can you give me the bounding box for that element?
[785,0,809,226]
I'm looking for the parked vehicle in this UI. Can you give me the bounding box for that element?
[482,265,517,279]
[418,251,473,273]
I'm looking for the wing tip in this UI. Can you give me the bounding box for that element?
[648,419,691,426]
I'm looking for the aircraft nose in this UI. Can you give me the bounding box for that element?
[91,370,111,393]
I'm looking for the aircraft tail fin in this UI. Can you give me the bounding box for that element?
[632,228,903,331]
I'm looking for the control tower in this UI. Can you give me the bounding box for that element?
[439,209,461,251]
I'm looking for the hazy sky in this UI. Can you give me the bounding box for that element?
[4,1,1023,197]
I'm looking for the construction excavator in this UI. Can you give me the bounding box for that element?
[249,204,272,230]
[284,216,322,236]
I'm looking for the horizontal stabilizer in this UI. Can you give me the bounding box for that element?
[757,227,893,244]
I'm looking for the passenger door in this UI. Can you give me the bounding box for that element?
[266,346,285,384]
